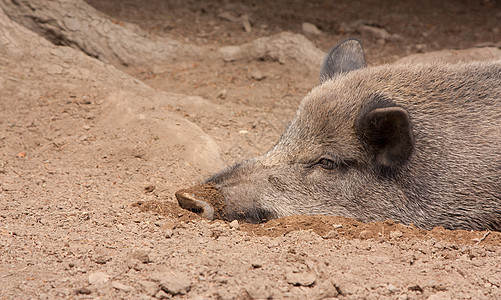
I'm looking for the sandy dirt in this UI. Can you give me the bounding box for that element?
[1,0,501,299]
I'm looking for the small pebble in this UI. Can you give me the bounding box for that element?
[131,249,151,264]
[92,254,111,264]
[216,89,227,99]
[387,284,399,293]
[112,281,134,292]
[76,287,92,295]
[250,69,266,81]
[164,229,174,238]
[267,240,280,248]
[390,230,403,239]
[286,271,316,287]
[302,22,322,35]
[144,185,155,193]
[359,230,371,239]
[251,261,263,268]
[322,230,339,239]
[229,220,240,230]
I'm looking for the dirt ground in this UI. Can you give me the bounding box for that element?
[1,0,501,299]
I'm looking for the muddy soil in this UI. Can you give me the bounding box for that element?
[1,0,500,299]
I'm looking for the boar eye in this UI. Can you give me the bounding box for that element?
[315,158,337,170]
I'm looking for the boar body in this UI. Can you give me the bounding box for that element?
[178,40,501,231]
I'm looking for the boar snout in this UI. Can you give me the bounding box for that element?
[176,189,215,220]
[175,184,226,220]
[176,161,280,223]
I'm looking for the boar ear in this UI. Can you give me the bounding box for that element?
[357,106,414,168]
[319,39,366,84]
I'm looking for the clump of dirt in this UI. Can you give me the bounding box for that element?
[175,184,226,219]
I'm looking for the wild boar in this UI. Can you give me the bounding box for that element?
[177,39,501,231]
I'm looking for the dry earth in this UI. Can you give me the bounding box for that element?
[1,0,501,299]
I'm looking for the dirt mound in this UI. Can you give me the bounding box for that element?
[242,215,499,246]
[140,200,499,246]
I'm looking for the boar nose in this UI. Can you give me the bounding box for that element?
[175,184,225,220]
[175,190,215,220]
